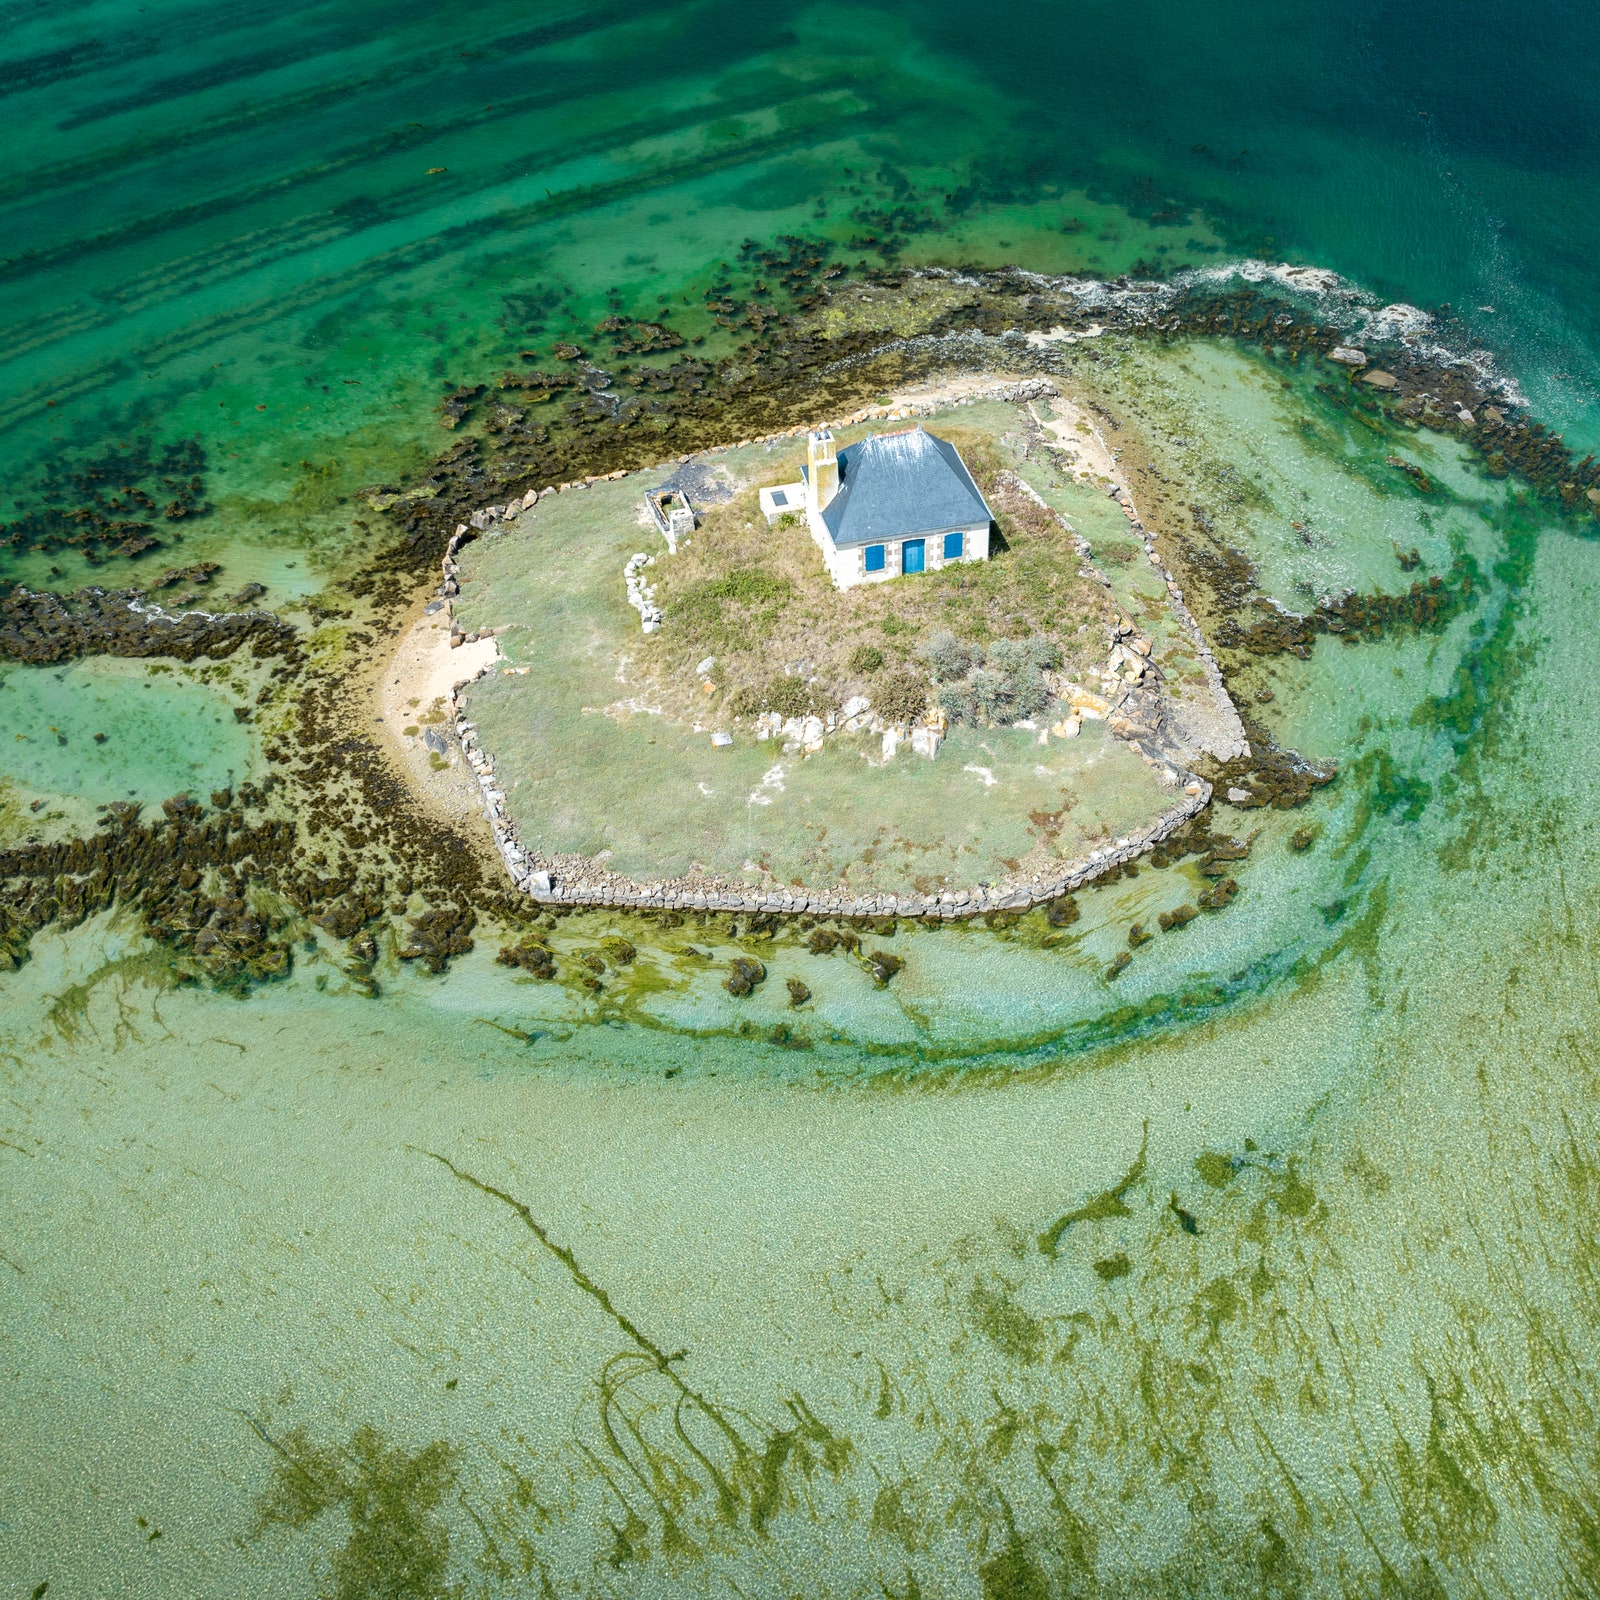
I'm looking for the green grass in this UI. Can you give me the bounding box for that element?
[450,406,1178,895]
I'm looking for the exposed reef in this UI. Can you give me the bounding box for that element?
[0,434,211,565]
[0,583,294,664]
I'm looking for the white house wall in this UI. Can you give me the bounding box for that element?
[820,524,991,590]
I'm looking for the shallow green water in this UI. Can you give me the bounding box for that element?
[4,2,1600,1595]
[0,658,252,809]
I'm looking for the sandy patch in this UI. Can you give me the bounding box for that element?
[1027,394,1120,483]
[374,608,501,830]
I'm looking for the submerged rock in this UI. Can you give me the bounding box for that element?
[724,956,766,996]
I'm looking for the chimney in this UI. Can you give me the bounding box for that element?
[806,428,839,511]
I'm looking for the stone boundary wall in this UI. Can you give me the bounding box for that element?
[1002,463,1249,765]
[437,376,1228,921]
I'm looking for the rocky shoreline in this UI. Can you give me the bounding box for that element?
[0,264,1563,984]
[0,583,295,665]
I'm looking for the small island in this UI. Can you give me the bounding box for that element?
[420,376,1246,917]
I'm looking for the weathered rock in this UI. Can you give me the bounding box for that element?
[724,956,766,996]
[0,586,292,665]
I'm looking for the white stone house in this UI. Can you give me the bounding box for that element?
[759,426,993,590]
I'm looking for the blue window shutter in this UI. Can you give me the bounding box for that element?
[943,531,964,560]
[864,544,885,572]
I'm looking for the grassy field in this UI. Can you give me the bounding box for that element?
[451,401,1174,895]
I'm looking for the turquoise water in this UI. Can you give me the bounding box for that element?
[4,3,1600,1596]
[6,0,1600,593]
[0,658,252,807]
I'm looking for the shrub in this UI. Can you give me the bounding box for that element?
[1008,672,1050,720]
[922,629,976,680]
[936,682,975,725]
[984,639,1031,674]
[988,637,1060,674]
[727,685,761,718]
[874,669,929,725]
[764,675,812,718]
[848,643,885,674]
[963,640,1054,723]
[969,667,1015,723]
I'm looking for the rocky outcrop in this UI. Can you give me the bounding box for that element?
[0,584,295,664]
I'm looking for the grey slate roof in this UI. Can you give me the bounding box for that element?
[818,427,992,548]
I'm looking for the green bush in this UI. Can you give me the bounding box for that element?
[764,675,813,718]
[936,682,975,723]
[847,643,885,675]
[874,669,929,725]
[986,638,1058,673]
[922,629,976,680]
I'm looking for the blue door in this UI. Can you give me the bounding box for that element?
[901,539,925,575]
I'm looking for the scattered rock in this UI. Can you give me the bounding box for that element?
[1045,895,1080,928]
[496,938,554,978]
[724,956,766,995]
[399,905,476,972]
[865,948,904,985]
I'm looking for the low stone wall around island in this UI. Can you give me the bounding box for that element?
[438,374,1230,921]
